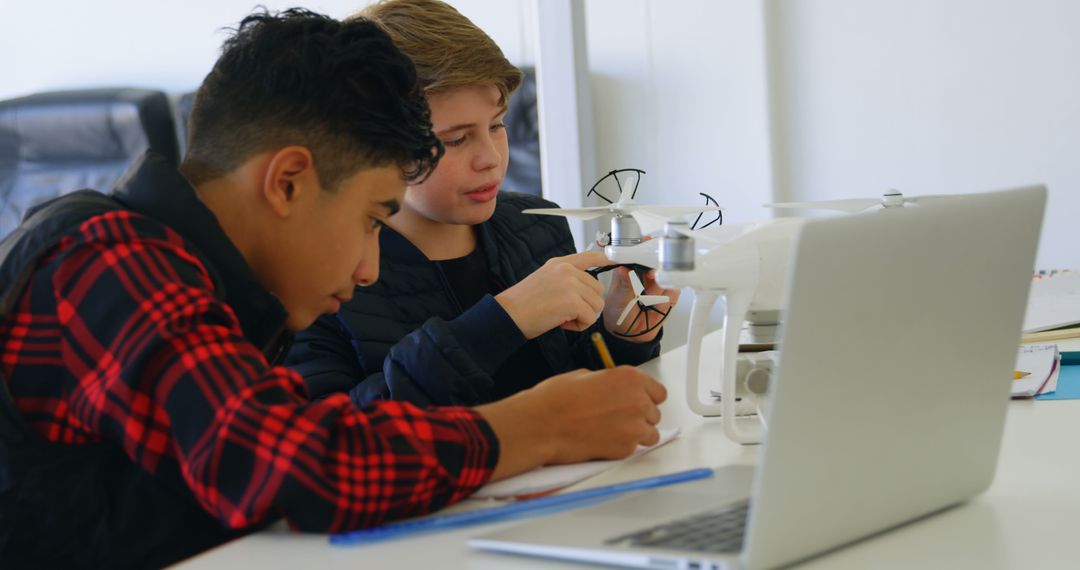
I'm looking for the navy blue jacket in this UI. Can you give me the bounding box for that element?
[287,192,660,407]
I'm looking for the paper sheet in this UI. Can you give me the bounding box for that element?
[470,428,680,500]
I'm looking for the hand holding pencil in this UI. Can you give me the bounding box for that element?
[476,338,666,479]
[591,331,617,369]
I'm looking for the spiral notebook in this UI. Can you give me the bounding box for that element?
[1011,344,1059,398]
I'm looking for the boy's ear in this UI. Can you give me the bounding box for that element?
[262,146,319,218]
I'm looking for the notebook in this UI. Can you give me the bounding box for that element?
[471,428,680,500]
[469,185,1045,570]
[1011,344,1059,398]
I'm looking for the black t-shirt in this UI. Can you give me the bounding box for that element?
[437,247,554,401]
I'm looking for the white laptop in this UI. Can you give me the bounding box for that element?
[469,186,1046,570]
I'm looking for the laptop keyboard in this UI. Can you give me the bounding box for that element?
[604,500,749,554]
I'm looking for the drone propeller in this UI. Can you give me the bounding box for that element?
[631,205,726,220]
[614,170,639,206]
[764,190,963,214]
[616,270,670,326]
[524,202,723,223]
[524,168,722,227]
[764,197,883,213]
[523,206,615,220]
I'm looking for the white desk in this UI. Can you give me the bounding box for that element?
[177,337,1080,569]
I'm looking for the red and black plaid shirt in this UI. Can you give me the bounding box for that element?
[0,209,498,532]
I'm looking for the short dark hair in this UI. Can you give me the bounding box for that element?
[180,8,442,189]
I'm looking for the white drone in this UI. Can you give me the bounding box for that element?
[656,217,808,445]
[524,169,724,335]
[764,189,962,214]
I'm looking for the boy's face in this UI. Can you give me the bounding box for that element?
[402,84,509,226]
[273,165,403,331]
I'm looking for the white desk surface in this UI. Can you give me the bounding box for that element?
[177,337,1080,569]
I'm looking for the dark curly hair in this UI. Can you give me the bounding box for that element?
[179,8,442,189]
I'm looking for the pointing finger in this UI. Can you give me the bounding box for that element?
[561,250,613,270]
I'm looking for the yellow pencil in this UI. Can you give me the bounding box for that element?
[1013,370,1031,380]
[591,332,616,369]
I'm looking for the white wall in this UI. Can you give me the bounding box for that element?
[1,0,770,216]
[0,0,532,100]
[584,0,774,225]
[4,0,1077,346]
[582,0,1080,349]
[767,0,1080,268]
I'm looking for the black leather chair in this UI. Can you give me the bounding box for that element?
[0,88,179,237]
[502,67,541,197]
[174,91,196,159]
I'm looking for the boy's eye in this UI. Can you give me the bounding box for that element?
[490,122,506,133]
[368,217,385,231]
[443,135,466,147]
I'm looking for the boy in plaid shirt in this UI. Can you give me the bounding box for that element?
[0,9,664,568]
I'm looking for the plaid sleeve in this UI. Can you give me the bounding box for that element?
[29,211,499,532]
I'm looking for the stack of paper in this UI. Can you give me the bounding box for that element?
[1023,272,1080,333]
[1011,344,1060,398]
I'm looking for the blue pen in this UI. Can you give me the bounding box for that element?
[330,466,715,546]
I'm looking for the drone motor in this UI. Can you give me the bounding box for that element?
[659,221,694,271]
[609,214,643,246]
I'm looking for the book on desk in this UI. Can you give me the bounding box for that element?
[1022,270,1080,341]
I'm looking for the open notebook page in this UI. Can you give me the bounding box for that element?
[471,427,680,500]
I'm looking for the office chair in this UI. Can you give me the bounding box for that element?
[173,91,196,159]
[0,88,179,237]
[502,67,541,197]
